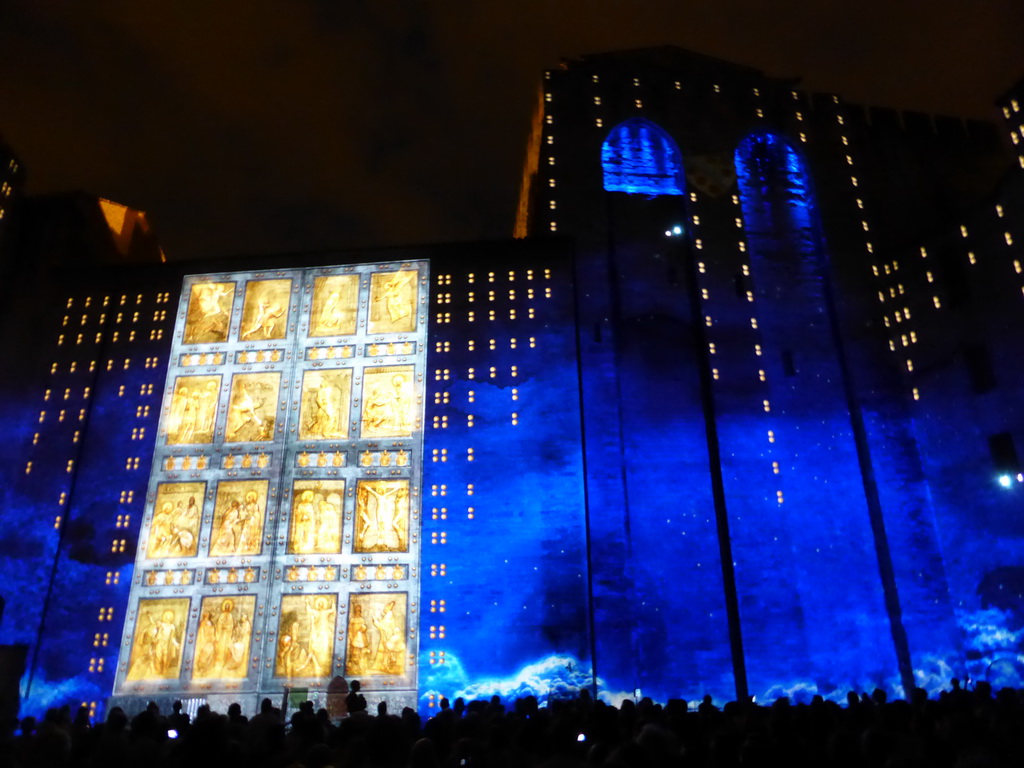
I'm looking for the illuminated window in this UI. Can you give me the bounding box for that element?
[601,118,685,196]
[754,344,762,356]
[997,204,1005,217]
[1006,232,1014,245]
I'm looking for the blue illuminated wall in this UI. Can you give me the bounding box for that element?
[0,277,173,719]
[727,132,902,698]
[525,49,1020,705]
[419,241,594,710]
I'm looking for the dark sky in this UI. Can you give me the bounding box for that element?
[1,1,1022,262]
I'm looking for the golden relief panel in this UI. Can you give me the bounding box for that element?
[192,595,256,681]
[309,274,359,337]
[287,480,345,554]
[355,479,409,553]
[240,279,292,341]
[299,369,352,440]
[146,482,205,559]
[225,372,280,443]
[360,365,414,438]
[183,282,235,344]
[126,597,190,682]
[166,375,221,445]
[369,270,417,333]
[209,479,268,557]
[275,594,337,680]
[345,593,407,678]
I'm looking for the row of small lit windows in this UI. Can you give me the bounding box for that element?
[434,365,521,383]
[61,309,168,326]
[888,332,918,350]
[56,328,165,345]
[43,386,91,401]
[0,181,11,196]
[882,307,912,327]
[67,294,153,309]
[429,484,474,497]
[441,287,553,304]
[37,409,87,424]
[430,448,480,463]
[48,357,154,378]
[435,338,537,356]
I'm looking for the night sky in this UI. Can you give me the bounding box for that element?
[1,1,1022,262]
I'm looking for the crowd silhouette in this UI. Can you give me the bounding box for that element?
[3,680,1022,768]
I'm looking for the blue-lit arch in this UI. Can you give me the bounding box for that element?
[734,132,819,257]
[601,119,685,196]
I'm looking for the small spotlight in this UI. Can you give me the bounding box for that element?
[999,474,1012,488]
[672,225,683,235]
[664,230,672,237]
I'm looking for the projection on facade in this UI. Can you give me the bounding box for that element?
[112,263,428,713]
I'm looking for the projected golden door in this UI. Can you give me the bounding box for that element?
[114,262,427,710]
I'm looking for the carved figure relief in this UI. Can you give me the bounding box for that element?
[369,270,417,333]
[225,372,280,443]
[209,480,268,557]
[288,480,344,554]
[354,479,409,553]
[309,274,358,337]
[275,595,337,679]
[360,365,414,438]
[240,279,291,341]
[299,369,352,440]
[183,282,235,344]
[192,595,255,680]
[345,593,407,677]
[166,376,221,445]
[146,482,205,559]
[126,598,189,681]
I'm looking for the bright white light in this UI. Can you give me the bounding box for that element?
[999,474,1012,488]
[1017,473,1023,483]
[672,225,683,235]
[664,230,672,237]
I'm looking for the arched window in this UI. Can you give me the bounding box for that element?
[602,119,685,196]
[735,132,818,257]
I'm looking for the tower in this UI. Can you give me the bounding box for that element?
[517,47,1013,701]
